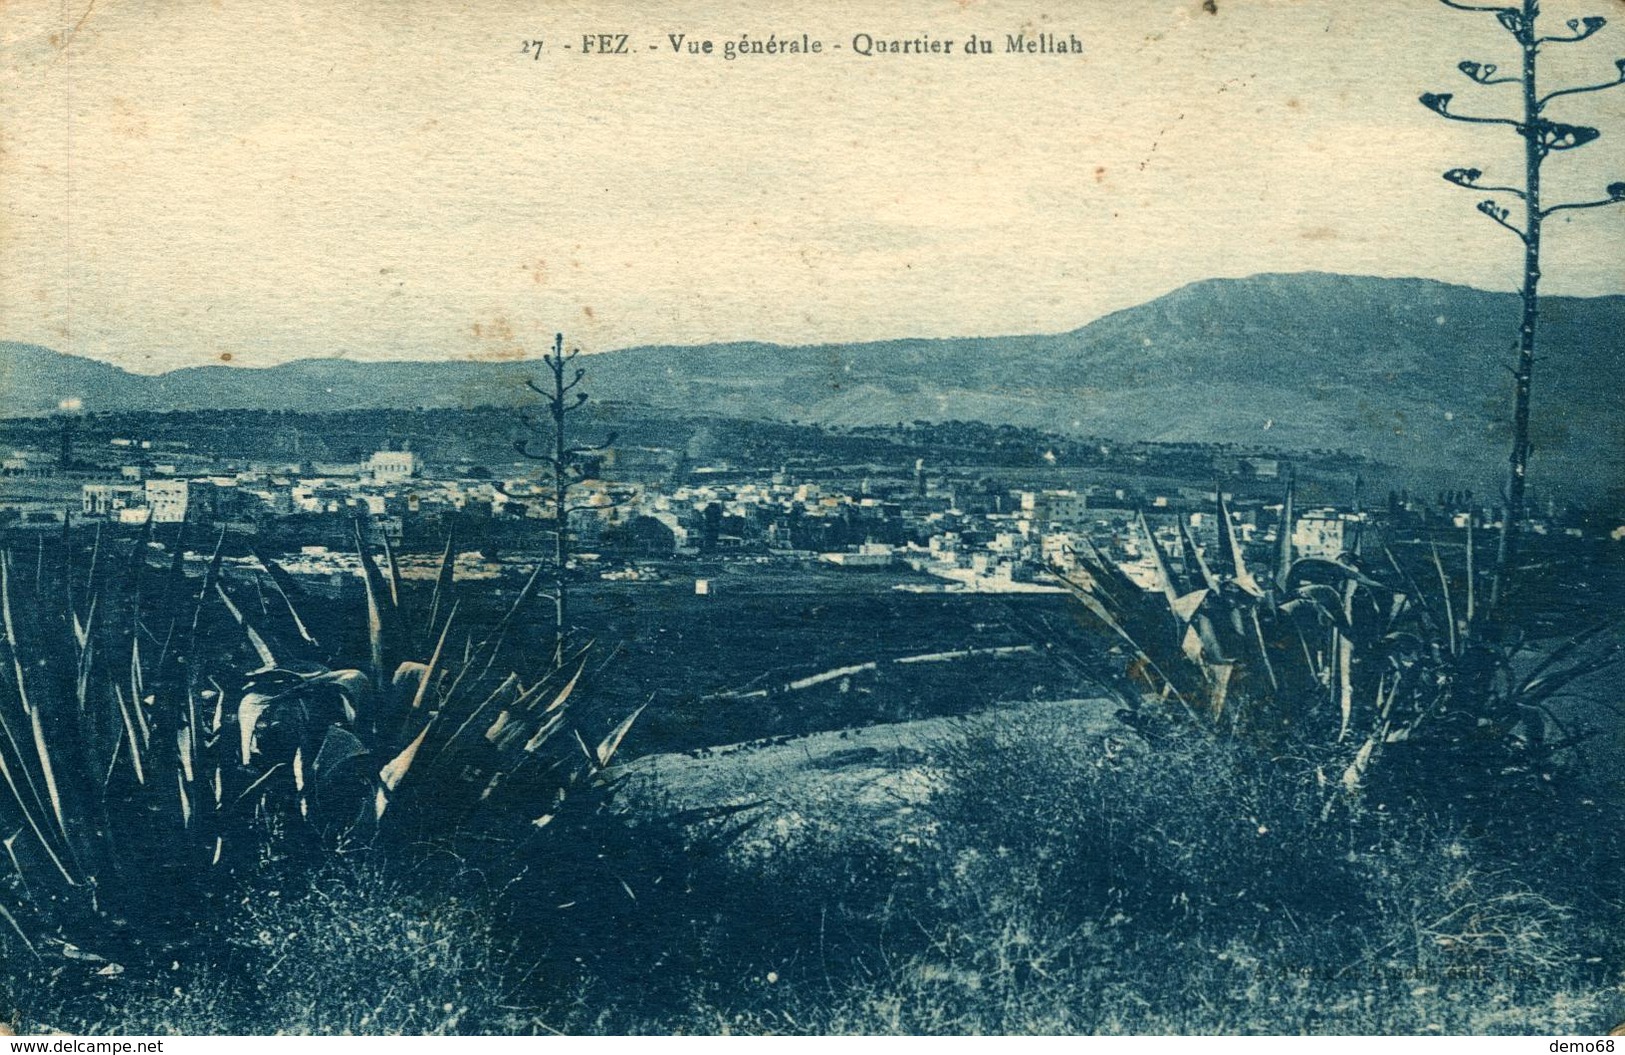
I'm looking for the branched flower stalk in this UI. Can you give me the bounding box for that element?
[1422,0,1625,618]
[512,334,621,667]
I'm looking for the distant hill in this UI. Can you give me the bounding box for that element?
[4,273,1622,500]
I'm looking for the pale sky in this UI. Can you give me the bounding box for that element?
[2,0,1622,372]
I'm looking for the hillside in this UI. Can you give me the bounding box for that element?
[4,273,1622,499]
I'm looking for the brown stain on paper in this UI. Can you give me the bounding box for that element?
[468,317,527,362]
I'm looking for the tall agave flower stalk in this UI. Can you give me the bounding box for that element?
[1055,492,1616,805]
[0,518,642,969]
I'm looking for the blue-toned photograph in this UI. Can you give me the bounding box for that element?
[0,0,1622,1037]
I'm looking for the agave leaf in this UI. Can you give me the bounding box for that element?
[207,680,224,734]
[0,550,21,656]
[1177,519,1219,593]
[523,709,569,753]
[409,602,457,713]
[0,554,59,830]
[541,657,586,714]
[1207,662,1233,719]
[1216,491,1263,597]
[1290,584,1353,633]
[114,684,146,785]
[426,529,457,638]
[82,522,102,601]
[13,674,69,846]
[299,667,373,714]
[235,762,286,803]
[595,701,649,768]
[1181,623,1206,668]
[1068,538,1132,609]
[380,725,431,791]
[431,672,518,766]
[380,531,403,609]
[0,733,75,885]
[237,692,272,766]
[478,561,545,654]
[0,900,38,959]
[392,661,431,692]
[374,723,432,819]
[1520,651,1622,705]
[1383,547,1439,633]
[129,637,149,747]
[312,724,368,778]
[1275,473,1295,591]
[1189,611,1227,667]
[1430,542,1457,657]
[1341,735,1377,793]
[1519,621,1615,688]
[196,526,227,606]
[1286,556,1385,592]
[1463,517,1476,632]
[1055,571,1143,651]
[1057,570,1193,707]
[1170,589,1208,626]
[177,727,194,784]
[354,521,389,681]
[214,582,277,671]
[1136,511,1180,605]
[1248,606,1278,692]
[254,548,318,646]
[1336,630,1355,742]
[162,516,190,597]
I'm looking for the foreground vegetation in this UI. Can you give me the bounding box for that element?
[14,701,1617,1035]
[566,690,1619,1035]
[1,522,1621,1034]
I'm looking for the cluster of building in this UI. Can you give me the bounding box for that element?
[0,432,1591,594]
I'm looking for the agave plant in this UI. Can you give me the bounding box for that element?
[0,517,642,970]
[1054,490,1617,808]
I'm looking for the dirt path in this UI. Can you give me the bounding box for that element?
[612,697,1127,856]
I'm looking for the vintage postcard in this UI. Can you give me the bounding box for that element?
[1,0,1623,1037]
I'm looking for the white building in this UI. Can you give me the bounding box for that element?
[1019,489,1089,528]
[2,451,54,478]
[821,542,895,568]
[367,450,420,484]
[145,479,190,523]
[1292,510,1355,561]
[1041,532,1080,571]
[82,483,144,517]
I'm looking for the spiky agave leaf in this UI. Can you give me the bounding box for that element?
[354,520,390,684]
[374,723,432,819]
[1,553,71,847]
[380,531,403,609]
[1216,491,1264,597]
[312,724,368,783]
[253,548,318,647]
[214,581,277,672]
[425,523,458,633]
[237,692,273,766]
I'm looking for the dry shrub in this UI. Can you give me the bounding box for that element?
[614,704,1625,1034]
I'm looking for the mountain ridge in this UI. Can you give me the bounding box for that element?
[4,273,1623,499]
